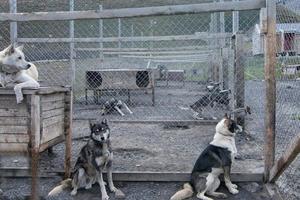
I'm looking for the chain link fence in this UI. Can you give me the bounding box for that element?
[0,0,299,199]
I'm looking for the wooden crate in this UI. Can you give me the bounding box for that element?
[0,87,72,154]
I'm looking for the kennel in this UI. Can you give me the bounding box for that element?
[85,69,155,105]
[0,87,72,176]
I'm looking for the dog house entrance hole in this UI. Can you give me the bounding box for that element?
[136,71,150,88]
[86,71,102,88]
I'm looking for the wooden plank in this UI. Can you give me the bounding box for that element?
[42,114,64,128]
[41,122,64,143]
[42,100,65,111]
[17,33,231,43]
[0,134,29,143]
[42,108,65,119]
[75,50,213,55]
[64,91,73,178]
[0,108,28,117]
[75,46,219,52]
[39,135,64,152]
[0,143,28,152]
[264,0,276,182]
[0,169,264,182]
[0,0,265,22]
[0,125,27,134]
[109,119,219,125]
[41,93,65,103]
[0,87,69,95]
[0,116,27,125]
[0,98,27,109]
[269,133,300,183]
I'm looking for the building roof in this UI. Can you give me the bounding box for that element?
[276,23,300,33]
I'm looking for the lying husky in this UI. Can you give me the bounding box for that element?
[0,44,39,103]
[48,119,124,200]
[170,114,240,200]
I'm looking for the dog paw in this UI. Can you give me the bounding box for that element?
[85,184,92,190]
[217,193,228,198]
[231,184,238,189]
[115,189,126,199]
[101,194,109,200]
[229,188,239,195]
[70,190,77,196]
[110,186,117,192]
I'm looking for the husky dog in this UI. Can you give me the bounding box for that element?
[48,119,124,200]
[101,98,133,116]
[0,44,39,103]
[170,114,241,200]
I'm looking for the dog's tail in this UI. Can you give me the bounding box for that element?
[48,178,72,196]
[170,183,194,200]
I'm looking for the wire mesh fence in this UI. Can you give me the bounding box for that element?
[0,0,299,199]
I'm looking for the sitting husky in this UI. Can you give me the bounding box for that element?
[0,44,39,103]
[170,114,240,200]
[48,119,124,200]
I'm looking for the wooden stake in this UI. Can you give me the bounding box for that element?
[269,133,300,183]
[263,0,276,182]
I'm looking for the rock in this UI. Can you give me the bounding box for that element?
[0,188,3,195]
[242,182,262,193]
[115,189,126,199]
[13,160,19,163]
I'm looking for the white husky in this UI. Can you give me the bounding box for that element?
[0,44,39,103]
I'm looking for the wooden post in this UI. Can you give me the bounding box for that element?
[29,94,41,200]
[99,5,103,63]
[269,133,300,183]
[222,47,229,89]
[118,18,121,57]
[64,90,73,179]
[233,33,245,125]
[70,0,75,87]
[233,0,239,33]
[9,0,17,44]
[263,0,276,182]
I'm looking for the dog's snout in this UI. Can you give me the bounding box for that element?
[101,137,105,140]
[27,64,31,69]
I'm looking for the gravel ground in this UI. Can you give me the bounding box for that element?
[0,177,272,200]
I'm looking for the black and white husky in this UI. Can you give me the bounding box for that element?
[170,114,241,200]
[48,119,124,200]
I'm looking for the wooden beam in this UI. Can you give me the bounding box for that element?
[0,0,265,22]
[263,0,276,182]
[74,46,219,52]
[269,133,300,183]
[0,168,264,182]
[75,49,213,55]
[17,33,231,43]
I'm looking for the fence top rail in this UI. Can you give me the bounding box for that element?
[0,0,265,22]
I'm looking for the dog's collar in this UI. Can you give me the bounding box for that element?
[217,131,235,137]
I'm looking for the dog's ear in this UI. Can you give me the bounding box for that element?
[224,113,229,119]
[4,44,15,55]
[16,45,24,51]
[89,122,95,130]
[102,118,108,125]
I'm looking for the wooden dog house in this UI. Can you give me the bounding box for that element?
[0,87,72,178]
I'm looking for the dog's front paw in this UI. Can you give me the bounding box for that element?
[101,194,109,200]
[229,187,239,194]
[110,186,117,192]
[70,189,77,196]
[231,183,238,189]
[16,96,24,104]
[115,189,126,199]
